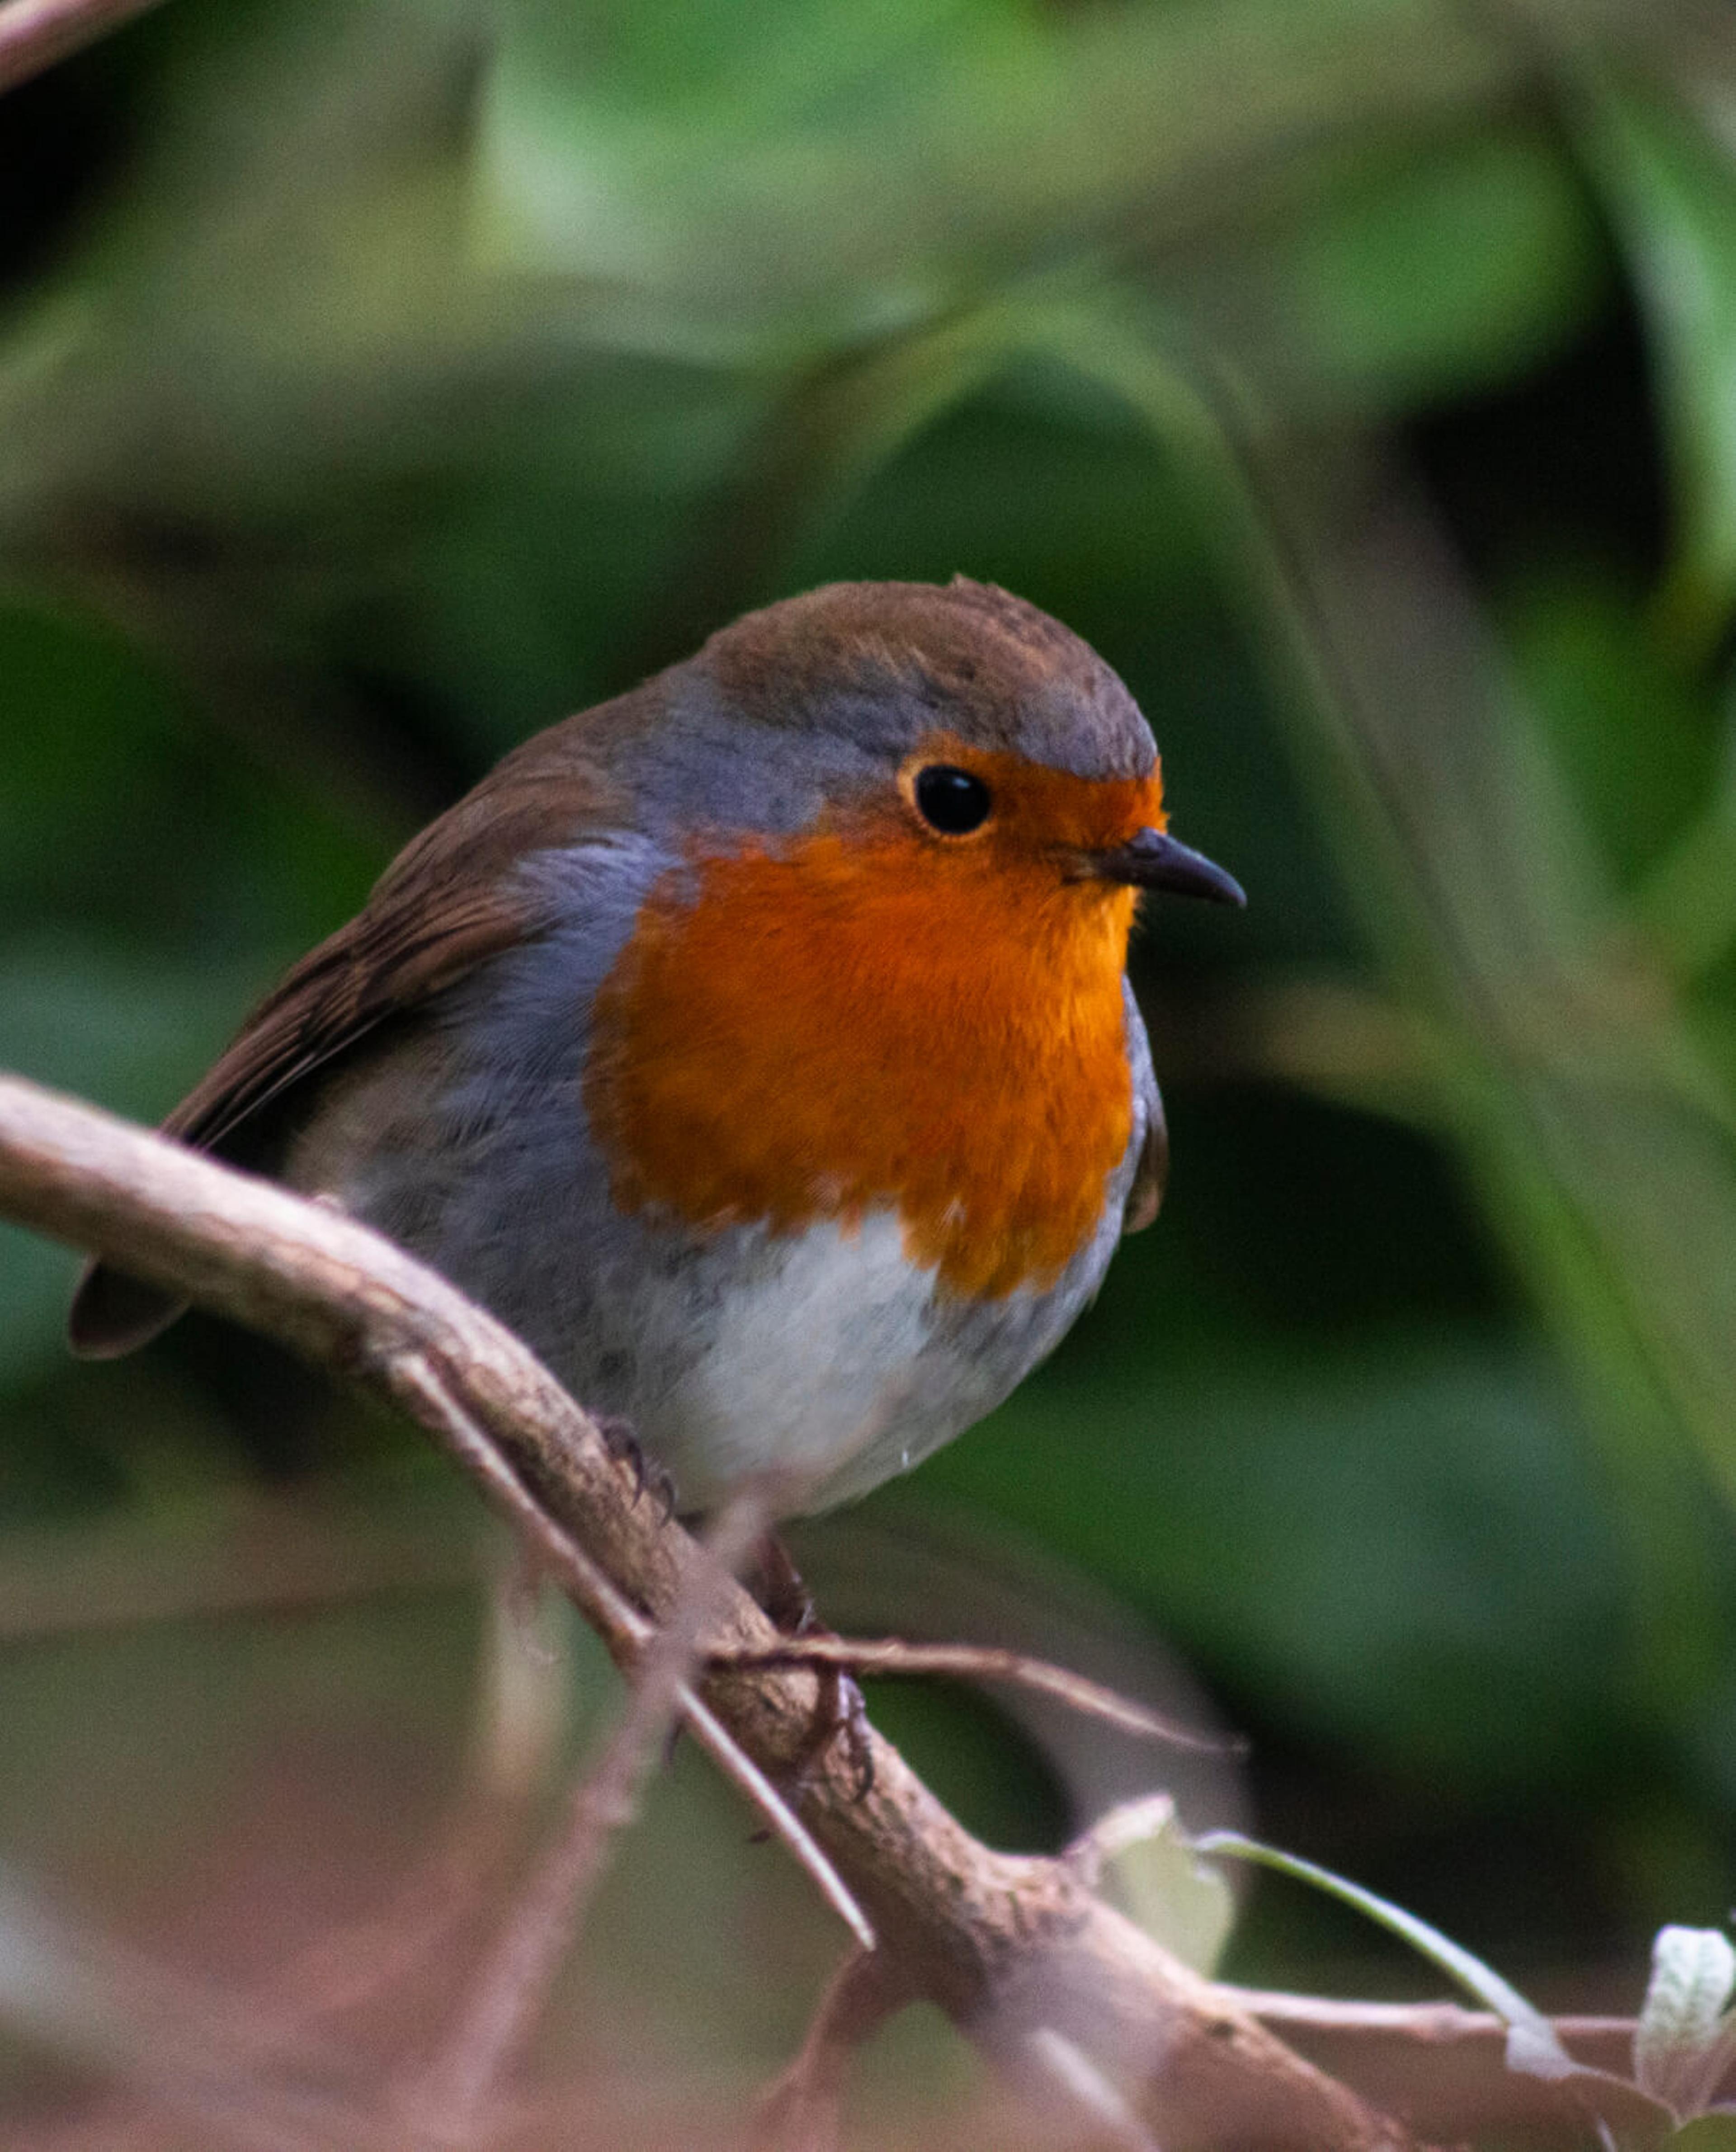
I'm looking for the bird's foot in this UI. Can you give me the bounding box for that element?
[593,1414,677,1522]
[752,1529,819,1636]
[753,1534,874,1802]
[793,1665,874,1803]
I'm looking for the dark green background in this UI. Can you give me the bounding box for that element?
[2,0,1736,2132]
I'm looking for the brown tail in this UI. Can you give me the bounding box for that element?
[67,1261,187,1359]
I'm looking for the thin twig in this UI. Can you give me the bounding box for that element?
[0,1075,1420,2149]
[751,1949,906,2152]
[672,1688,877,1954]
[388,1354,876,1957]
[388,1353,656,1663]
[410,1485,778,2142]
[1240,1991,1644,2139]
[266,1562,572,2034]
[0,0,163,94]
[719,1635,1236,1753]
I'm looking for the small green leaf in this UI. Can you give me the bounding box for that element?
[1194,1830,1575,2078]
[1073,1796,1236,1975]
[1581,79,1736,654]
[1280,130,1600,412]
[1637,1926,1736,2112]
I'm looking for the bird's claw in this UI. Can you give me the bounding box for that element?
[594,1414,677,1522]
[751,1534,874,1801]
[786,1665,874,1802]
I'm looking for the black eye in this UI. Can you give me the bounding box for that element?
[914,764,992,835]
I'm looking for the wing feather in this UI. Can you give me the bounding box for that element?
[1120,977,1167,1233]
[69,704,639,1356]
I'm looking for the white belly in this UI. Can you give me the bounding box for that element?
[629,1212,943,1513]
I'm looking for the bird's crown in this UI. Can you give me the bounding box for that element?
[698,576,1156,781]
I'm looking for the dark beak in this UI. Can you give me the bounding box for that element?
[1091,827,1246,907]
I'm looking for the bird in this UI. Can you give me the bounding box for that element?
[69,578,1243,1519]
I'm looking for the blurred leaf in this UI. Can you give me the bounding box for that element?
[1080,1795,1236,1974]
[1242,453,1736,1657]
[478,0,1529,349]
[0,1226,78,1397]
[0,940,260,1114]
[1667,2120,1736,2149]
[926,1336,1628,1786]
[0,596,386,952]
[1581,76,1736,654]
[1085,389,1736,1709]
[1632,677,1736,991]
[0,602,186,914]
[1249,130,1603,415]
[1637,1925,1736,2116]
[1500,566,1719,890]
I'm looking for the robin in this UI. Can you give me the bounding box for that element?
[69,579,1243,1518]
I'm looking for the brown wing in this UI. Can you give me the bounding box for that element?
[69,704,641,1358]
[1122,1107,1169,1234]
[158,800,557,1162]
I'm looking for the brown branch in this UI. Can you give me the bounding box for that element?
[0,1071,1426,2148]
[0,0,164,94]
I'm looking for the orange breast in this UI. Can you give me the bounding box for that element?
[584,755,1161,1299]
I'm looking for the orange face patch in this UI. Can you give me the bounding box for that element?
[584,743,1164,1298]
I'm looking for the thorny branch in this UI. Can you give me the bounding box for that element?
[0,1072,1642,2147]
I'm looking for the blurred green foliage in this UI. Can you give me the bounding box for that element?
[3,0,1736,2091]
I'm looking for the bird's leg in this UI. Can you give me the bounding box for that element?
[751,1534,873,1801]
[751,1529,818,1634]
[592,1415,677,1522]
